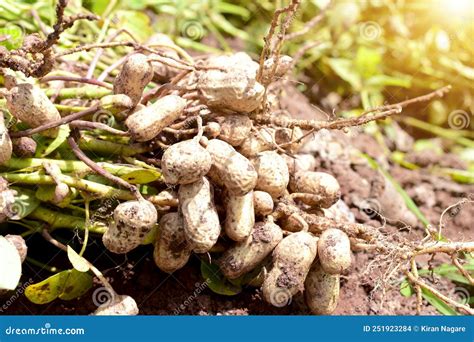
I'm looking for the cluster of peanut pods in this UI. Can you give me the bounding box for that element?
[1,34,353,314]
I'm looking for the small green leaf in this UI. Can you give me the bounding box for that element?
[58,270,93,301]
[40,125,70,157]
[0,236,22,291]
[9,187,41,220]
[0,24,24,50]
[67,246,90,273]
[119,169,162,184]
[25,269,93,304]
[366,75,411,88]
[400,279,414,297]
[326,58,362,90]
[200,260,241,296]
[355,47,381,79]
[114,10,153,42]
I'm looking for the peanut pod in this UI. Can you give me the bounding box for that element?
[206,139,257,196]
[113,53,153,105]
[179,177,221,253]
[317,228,351,275]
[103,199,158,254]
[125,95,186,142]
[262,232,318,307]
[305,262,340,315]
[6,83,61,137]
[219,220,283,279]
[154,212,191,273]
[224,190,255,242]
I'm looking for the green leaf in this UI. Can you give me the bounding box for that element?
[118,169,162,184]
[355,47,381,79]
[366,75,411,88]
[0,24,24,50]
[58,270,93,301]
[400,279,414,297]
[114,10,153,43]
[200,260,241,296]
[326,58,362,90]
[421,288,458,315]
[9,187,41,220]
[67,246,90,273]
[40,125,70,158]
[25,269,93,304]
[0,236,22,291]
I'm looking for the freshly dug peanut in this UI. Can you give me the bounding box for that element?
[216,114,252,147]
[198,53,264,113]
[103,199,158,254]
[252,151,289,199]
[179,177,221,253]
[218,220,283,279]
[262,232,318,307]
[0,114,12,165]
[125,95,186,142]
[153,212,191,273]
[93,295,139,316]
[274,127,304,154]
[260,55,293,85]
[206,139,257,196]
[305,262,340,315]
[113,53,153,105]
[99,94,134,120]
[318,228,351,275]
[283,154,316,174]
[253,191,274,217]
[147,34,181,83]
[12,137,36,157]
[5,234,27,263]
[5,83,61,137]
[238,128,275,158]
[161,139,212,185]
[290,171,341,208]
[224,191,255,242]
[205,122,221,138]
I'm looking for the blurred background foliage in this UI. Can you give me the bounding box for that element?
[1,0,473,179]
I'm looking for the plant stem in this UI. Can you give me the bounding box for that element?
[3,157,158,176]
[44,86,112,100]
[401,117,474,148]
[29,206,106,233]
[79,135,151,156]
[0,173,134,200]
